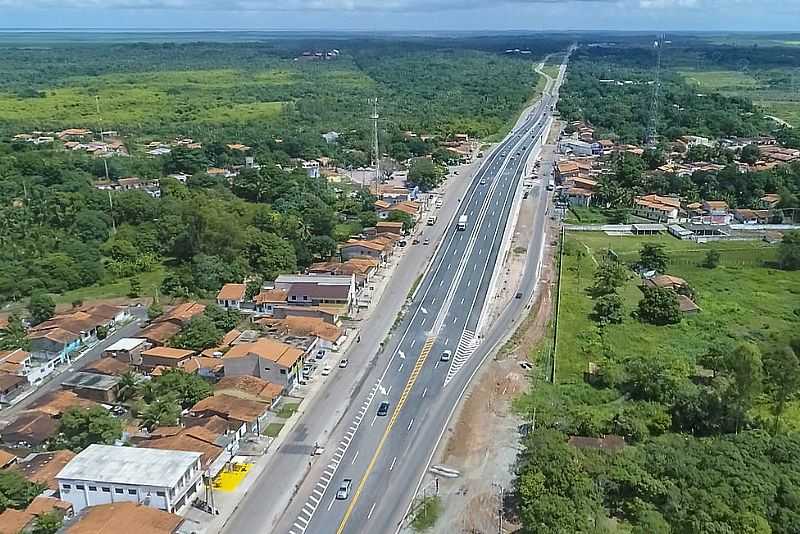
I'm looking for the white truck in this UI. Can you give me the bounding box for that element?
[457,215,467,231]
[427,215,437,226]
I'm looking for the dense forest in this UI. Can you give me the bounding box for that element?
[0,35,565,307]
[557,44,776,143]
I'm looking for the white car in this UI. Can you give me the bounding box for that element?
[339,359,349,368]
[321,366,332,376]
[440,350,452,362]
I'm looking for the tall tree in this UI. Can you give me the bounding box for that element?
[638,243,669,273]
[28,292,55,325]
[637,287,681,325]
[779,230,800,271]
[49,407,122,452]
[763,343,800,433]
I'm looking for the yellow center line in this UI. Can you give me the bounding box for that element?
[335,337,435,534]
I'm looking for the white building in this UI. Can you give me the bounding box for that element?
[559,139,594,156]
[56,444,203,514]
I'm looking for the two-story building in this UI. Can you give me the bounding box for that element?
[222,338,305,389]
[273,274,356,314]
[56,445,203,514]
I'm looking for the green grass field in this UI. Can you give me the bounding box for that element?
[555,233,796,383]
[564,207,612,224]
[679,67,800,127]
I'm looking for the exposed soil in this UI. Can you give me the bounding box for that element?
[427,222,558,534]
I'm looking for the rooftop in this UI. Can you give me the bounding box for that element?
[82,358,131,377]
[190,393,268,423]
[274,274,353,286]
[29,389,96,417]
[223,338,304,368]
[104,338,147,352]
[217,283,247,301]
[61,372,120,392]
[13,450,76,490]
[64,502,183,534]
[141,347,196,360]
[215,375,283,404]
[57,444,202,488]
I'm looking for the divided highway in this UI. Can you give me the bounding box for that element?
[276,57,568,534]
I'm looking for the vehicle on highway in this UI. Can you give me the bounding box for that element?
[523,191,529,199]
[440,350,452,362]
[336,479,352,500]
[457,215,467,231]
[477,151,484,158]
[479,178,486,185]
[412,238,420,245]
[315,349,325,360]
[377,401,390,416]
[546,181,554,191]
[339,359,348,368]
[435,199,443,208]
[423,238,430,246]
[427,215,437,226]
[515,292,523,299]
[500,151,507,157]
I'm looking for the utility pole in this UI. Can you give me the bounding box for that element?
[646,34,664,148]
[371,97,381,196]
[491,482,504,533]
[107,190,116,234]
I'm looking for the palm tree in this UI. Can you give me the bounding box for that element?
[140,397,181,431]
[136,380,157,404]
[117,371,138,402]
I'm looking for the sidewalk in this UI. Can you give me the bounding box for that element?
[208,153,481,534]
[188,209,441,532]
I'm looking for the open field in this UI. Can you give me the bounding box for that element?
[554,233,795,382]
[680,67,800,127]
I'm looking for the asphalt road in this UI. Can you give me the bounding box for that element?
[0,309,147,421]
[274,58,570,534]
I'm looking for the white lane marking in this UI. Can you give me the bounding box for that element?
[447,262,451,270]
[327,498,335,511]
[431,297,437,304]
[387,385,393,395]
[389,456,397,471]
[371,415,378,427]
[352,450,359,464]
[460,297,464,305]
[422,387,428,398]
[313,488,323,497]
[368,502,377,519]
[410,339,416,348]
[293,522,306,532]
[298,516,309,525]
[440,279,444,286]
[467,279,471,288]
[303,504,314,515]
[398,363,404,372]
[434,361,440,370]
[408,418,414,431]
[452,316,458,324]
[477,248,482,256]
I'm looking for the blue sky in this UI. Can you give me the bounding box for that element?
[0,0,797,31]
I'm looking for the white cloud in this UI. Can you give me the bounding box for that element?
[0,0,621,11]
[639,0,698,7]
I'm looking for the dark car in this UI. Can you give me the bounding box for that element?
[377,401,390,416]
[515,292,523,299]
